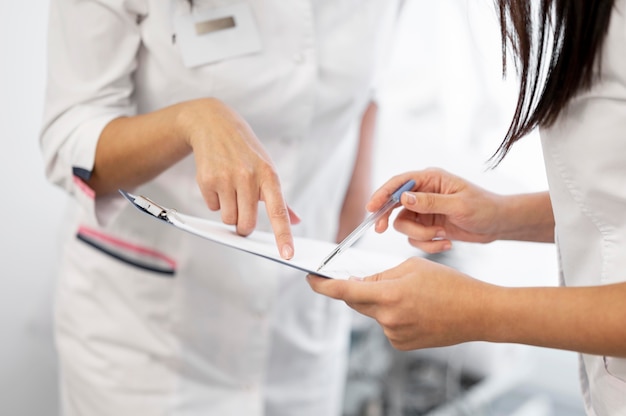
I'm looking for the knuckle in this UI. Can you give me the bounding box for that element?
[268,204,289,220]
[377,310,397,329]
[259,163,279,181]
[423,193,437,210]
[234,165,255,182]
[197,171,224,190]
[367,272,384,282]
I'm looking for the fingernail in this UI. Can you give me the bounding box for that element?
[435,230,446,239]
[281,244,294,259]
[404,192,416,205]
[349,276,364,282]
[443,242,452,251]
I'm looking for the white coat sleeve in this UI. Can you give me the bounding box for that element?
[40,0,147,226]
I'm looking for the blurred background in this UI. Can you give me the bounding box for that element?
[1,1,584,415]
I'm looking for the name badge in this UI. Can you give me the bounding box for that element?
[173,3,263,68]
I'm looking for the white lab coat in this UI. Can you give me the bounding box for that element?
[540,1,626,414]
[40,1,400,415]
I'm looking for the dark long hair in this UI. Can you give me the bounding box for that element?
[492,0,615,164]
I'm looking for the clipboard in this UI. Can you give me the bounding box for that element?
[120,190,404,280]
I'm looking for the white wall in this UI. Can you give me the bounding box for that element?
[1,1,64,415]
[0,1,582,415]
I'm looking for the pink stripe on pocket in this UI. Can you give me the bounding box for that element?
[73,176,95,199]
[78,225,177,269]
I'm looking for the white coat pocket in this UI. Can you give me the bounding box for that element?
[76,225,177,276]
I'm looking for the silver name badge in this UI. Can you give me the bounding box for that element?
[173,3,262,68]
[195,16,236,35]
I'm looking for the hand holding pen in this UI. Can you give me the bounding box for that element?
[368,169,513,254]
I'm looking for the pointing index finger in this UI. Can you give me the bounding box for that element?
[261,180,294,260]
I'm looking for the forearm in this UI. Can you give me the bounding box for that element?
[336,101,378,242]
[494,191,555,242]
[481,282,626,357]
[88,103,189,195]
[87,100,205,195]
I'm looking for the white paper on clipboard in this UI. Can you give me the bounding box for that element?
[120,190,404,280]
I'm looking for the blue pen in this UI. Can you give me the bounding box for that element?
[316,179,416,271]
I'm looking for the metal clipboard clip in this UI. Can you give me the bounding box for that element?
[119,190,174,223]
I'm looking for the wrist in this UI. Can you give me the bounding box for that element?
[475,284,515,344]
[174,97,222,151]
[490,193,519,241]
[493,193,554,242]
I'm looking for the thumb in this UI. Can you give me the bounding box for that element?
[359,262,405,283]
[359,257,423,284]
[402,191,457,216]
[359,272,385,283]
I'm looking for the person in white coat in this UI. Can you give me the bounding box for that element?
[308,1,626,415]
[40,0,400,415]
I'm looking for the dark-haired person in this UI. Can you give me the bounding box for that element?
[40,0,402,415]
[308,1,626,414]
